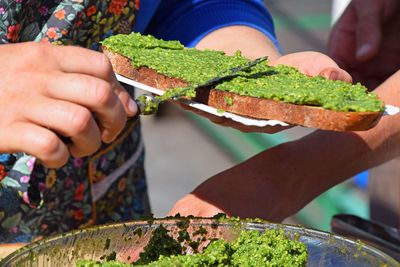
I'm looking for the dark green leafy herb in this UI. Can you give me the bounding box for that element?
[132,225,182,265]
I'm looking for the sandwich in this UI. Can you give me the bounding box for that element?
[102,32,384,131]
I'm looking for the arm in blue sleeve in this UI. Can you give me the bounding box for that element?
[144,0,281,52]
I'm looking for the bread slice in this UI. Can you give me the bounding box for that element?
[103,47,383,131]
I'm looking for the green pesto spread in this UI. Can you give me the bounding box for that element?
[136,95,159,115]
[225,96,233,106]
[101,32,384,113]
[76,227,308,267]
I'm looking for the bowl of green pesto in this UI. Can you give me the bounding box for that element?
[1,216,398,267]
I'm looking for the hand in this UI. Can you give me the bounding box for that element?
[168,194,225,218]
[0,235,42,259]
[328,0,400,89]
[169,71,400,223]
[269,51,352,82]
[179,51,351,133]
[168,136,318,222]
[168,147,303,222]
[0,243,26,259]
[0,42,137,168]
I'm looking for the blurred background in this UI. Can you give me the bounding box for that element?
[139,0,366,232]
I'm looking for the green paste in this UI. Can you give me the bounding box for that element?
[76,226,308,267]
[133,225,182,265]
[225,96,233,106]
[101,32,384,113]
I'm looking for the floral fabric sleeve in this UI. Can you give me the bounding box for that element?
[0,0,149,244]
[0,153,42,209]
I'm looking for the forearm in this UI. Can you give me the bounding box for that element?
[190,71,400,221]
[274,71,400,210]
[272,130,391,208]
[190,130,375,220]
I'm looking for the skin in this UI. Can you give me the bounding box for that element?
[0,42,137,168]
[328,0,400,90]
[0,42,137,252]
[0,25,353,253]
[328,0,400,226]
[170,70,400,221]
[169,24,400,222]
[187,26,352,133]
[4,1,396,255]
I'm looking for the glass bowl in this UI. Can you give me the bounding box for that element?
[1,218,399,266]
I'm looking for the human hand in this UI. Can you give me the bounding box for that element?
[328,0,400,89]
[168,142,312,222]
[269,51,352,82]
[0,243,27,260]
[168,165,298,222]
[170,71,400,223]
[180,51,351,133]
[168,194,225,219]
[0,235,43,259]
[0,42,137,168]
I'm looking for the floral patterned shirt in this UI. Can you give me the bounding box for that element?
[0,0,150,243]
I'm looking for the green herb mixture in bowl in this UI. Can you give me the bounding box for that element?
[1,216,398,266]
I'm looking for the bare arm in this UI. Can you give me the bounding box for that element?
[170,71,400,221]
[195,25,281,60]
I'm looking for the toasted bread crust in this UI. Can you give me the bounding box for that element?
[103,47,383,131]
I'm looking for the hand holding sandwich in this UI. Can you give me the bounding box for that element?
[183,26,352,133]
[169,22,400,222]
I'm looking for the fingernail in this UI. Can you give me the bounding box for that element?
[128,98,137,113]
[356,43,372,60]
[329,71,338,80]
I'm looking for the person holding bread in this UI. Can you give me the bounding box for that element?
[170,0,400,225]
[0,0,349,252]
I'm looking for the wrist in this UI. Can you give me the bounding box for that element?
[356,70,400,161]
[267,131,377,216]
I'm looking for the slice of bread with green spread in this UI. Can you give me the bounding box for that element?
[101,32,384,131]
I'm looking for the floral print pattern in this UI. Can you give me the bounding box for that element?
[0,0,150,243]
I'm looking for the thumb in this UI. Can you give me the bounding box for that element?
[353,0,382,61]
[319,67,352,83]
[112,79,138,117]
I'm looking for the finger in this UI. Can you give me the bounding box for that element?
[168,194,225,218]
[45,73,126,143]
[319,67,353,83]
[328,5,358,70]
[115,82,138,117]
[23,97,102,158]
[53,45,115,79]
[353,0,382,61]
[270,51,344,78]
[51,45,137,117]
[0,122,69,168]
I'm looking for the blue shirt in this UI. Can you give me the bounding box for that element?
[135,0,280,50]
